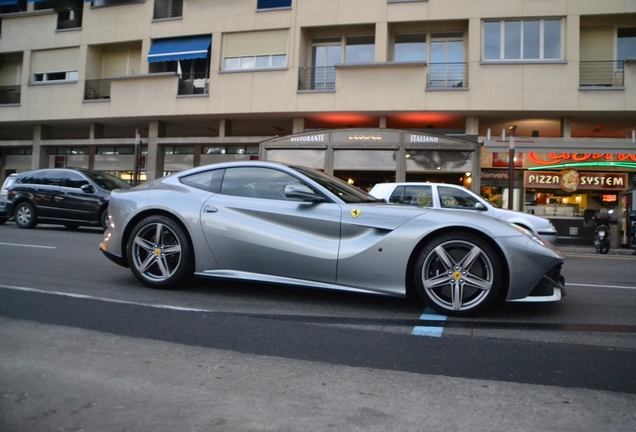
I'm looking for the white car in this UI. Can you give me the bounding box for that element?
[369,182,558,245]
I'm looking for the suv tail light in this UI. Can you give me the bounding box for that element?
[7,189,15,201]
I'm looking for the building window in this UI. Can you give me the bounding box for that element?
[618,28,636,68]
[345,36,375,64]
[33,71,79,82]
[223,30,289,71]
[256,0,291,10]
[483,19,563,61]
[96,146,135,155]
[153,0,183,20]
[394,34,427,62]
[90,0,145,7]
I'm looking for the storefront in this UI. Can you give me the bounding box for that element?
[260,128,481,192]
[481,143,636,246]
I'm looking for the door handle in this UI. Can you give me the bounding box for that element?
[205,205,218,213]
[54,196,64,201]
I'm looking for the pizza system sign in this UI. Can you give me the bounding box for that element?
[524,169,628,192]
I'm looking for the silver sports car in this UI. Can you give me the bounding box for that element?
[100,161,566,317]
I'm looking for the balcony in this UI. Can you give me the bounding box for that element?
[426,62,468,89]
[84,79,111,100]
[580,61,625,87]
[178,72,209,95]
[57,8,82,30]
[298,66,336,91]
[153,0,183,20]
[0,85,20,105]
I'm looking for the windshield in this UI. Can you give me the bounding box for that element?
[81,170,132,191]
[290,166,379,204]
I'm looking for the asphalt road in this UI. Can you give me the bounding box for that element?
[1,223,635,431]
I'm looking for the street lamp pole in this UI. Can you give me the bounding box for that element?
[508,125,517,210]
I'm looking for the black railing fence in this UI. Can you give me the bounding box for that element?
[0,85,20,104]
[178,72,209,95]
[153,0,183,20]
[580,61,625,87]
[298,66,336,91]
[427,62,468,88]
[57,8,83,30]
[84,79,111,100]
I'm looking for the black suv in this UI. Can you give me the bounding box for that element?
[6,168,132,230]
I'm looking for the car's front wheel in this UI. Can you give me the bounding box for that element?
[126,215,193,289]
[414,233,502,317]
[14,202,38,229]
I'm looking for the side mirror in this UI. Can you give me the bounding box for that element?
[81,184,95,194]
[284,184,324,202]
[474,202,487,211]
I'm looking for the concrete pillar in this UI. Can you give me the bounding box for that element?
[561,117,572,138]
[379,117,387,128]
[31,125,50,170]
[146,121,166,181]
[375,22,389,62]
[219,119,232,137]
[292,117,305,133]
[466,116,479,135]
[90,123,104,139]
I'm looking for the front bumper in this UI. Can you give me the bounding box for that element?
[509,263,566,303]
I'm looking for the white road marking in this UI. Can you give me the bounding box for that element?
[0,242,57,249]
[0,284,213,313]
[412,307,446,337]
[566,283,636,290]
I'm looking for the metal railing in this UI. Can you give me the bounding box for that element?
[57,8,83,30]
[0,85,20,105]
[84,79,111,100]
[580,61,625,87]
[178,72,209,95]
[298,66,336,91]
[427,62,468,89]
[153,0,183,20]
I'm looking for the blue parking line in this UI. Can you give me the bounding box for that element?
[412,307,447,337]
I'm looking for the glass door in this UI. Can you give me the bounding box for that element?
[429,33,465,88]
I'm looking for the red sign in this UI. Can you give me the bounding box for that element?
[524,169,628,192]
[528,153,636,165]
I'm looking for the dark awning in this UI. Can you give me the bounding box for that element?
[1,0,19,5]
[147,35,211,63]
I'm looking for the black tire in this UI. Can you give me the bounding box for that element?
[414,232,502,317]
[0,218,6,225]
[126,215,193,289]
[100,209,109,231]
[14,202,38,229]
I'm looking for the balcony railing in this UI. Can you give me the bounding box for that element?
[57,8,83,30]
[178,72,209,95]
[427,62,468,89]
[580,61,625,87]
[298,66,336,91]
[0,85,20,105]
[153,0,183,20]
[84,79,111,100]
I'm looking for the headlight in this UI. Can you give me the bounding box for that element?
[509,223,547,247]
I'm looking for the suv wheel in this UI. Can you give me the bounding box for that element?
[15,202,38,229]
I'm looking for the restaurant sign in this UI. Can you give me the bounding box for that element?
[524,169,628,192]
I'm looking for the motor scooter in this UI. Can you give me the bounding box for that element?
[629,210,636,255]
[593,210,613,254]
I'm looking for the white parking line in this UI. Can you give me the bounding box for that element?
[412,307,446,337]
[566,283,636,290]
[0,242,57,249]
[0,284,213,313]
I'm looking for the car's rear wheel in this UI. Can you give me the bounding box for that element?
[414,232,502,317]
[126,215,192,289]
[14,202,37,229]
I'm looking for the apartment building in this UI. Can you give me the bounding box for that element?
[0,0,635,243]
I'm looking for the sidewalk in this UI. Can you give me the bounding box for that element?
[556,242,636,256]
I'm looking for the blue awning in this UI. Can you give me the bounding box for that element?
[1,0,19,4]
[148,35,211,63]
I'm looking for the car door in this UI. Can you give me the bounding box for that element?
[32,170,65,218]
[200,166,342,284]
[58,171,105,223]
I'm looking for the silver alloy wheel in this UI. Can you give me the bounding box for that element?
[16,203,34,228]
[131,221,183,282]
[420,239,495,312]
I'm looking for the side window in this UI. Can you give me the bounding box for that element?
[64,171,90,189]
[221,167,303,201]
[17,171,43,185]
[388,186,405,204]
[438,186,480,209]
[404,185,433,207]
[180,169,224,193]
[39,170,65,186]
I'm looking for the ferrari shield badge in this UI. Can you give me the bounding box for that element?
[351,208,361,219]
